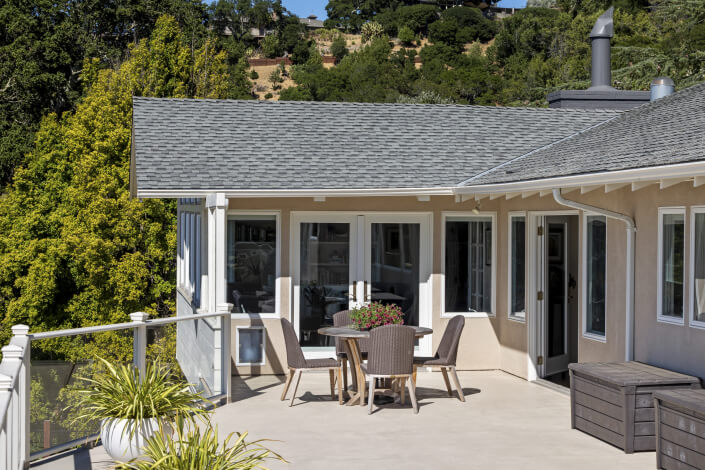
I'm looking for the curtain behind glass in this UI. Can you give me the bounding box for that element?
[661,213,684,318]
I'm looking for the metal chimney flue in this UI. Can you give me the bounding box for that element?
[650,77,675,101]
[589,7,615,91]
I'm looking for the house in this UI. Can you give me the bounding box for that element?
[129,11,705,387]
[299,15,325,30]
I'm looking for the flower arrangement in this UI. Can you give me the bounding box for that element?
[350,302,404,330]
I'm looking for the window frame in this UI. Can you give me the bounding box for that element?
[657,206,686,326]
[507,212,526,322]
[582,212,607,342]
[689,206,705,330]
[226,210,281,320]
[235,326,267,366]
[177,200,203,308]
[440,211,497,319]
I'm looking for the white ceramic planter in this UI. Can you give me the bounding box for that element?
[100,417,171,462]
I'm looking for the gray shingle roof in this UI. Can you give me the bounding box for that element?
[464,83,705,186]
[131,98,620,194]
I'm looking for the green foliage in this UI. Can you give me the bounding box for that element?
[263,92,274,99]
[330,36,350,62]
[396,90,455,104]
[69,358,208,431]
[269,68,283,89]
[115,415,286,470]
[260,35,282,59]
[250,70,259,80]
[0,15,235,350]
[398,26,416,46]
[361,21,385,43]
[278,86,313,101]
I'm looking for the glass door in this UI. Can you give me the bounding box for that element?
[545,219,569,376]
[292,214,358,355]
[364,214,432,355]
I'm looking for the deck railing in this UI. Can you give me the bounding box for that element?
[0,311,231,469]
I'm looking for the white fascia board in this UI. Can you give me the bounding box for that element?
[137,186,457,199]
[454,160,705,195]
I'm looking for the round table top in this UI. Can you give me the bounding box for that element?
[317,325,432,338]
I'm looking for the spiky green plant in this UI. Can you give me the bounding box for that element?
[69,357,209,438]
[115,415,286,470]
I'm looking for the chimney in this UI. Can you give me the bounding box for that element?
[650,77,675,101]
[589,7,614,91]
[546,8,651,109]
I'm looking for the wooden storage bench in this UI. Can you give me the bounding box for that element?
[569,362,701,453]
[654,389,705,469]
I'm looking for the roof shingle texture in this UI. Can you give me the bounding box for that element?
[132,98,620,192]
[465,83,705,186]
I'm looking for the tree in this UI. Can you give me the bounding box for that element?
[331,36,350,63]
[398,26,416,46]
[0,16,234,353]
[261,34,283,58]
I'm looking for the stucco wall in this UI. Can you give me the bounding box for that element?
[224,182,705,381]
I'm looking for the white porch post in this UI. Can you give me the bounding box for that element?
[206,193,232,400]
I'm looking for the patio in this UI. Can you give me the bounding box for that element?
[32,370,655,469]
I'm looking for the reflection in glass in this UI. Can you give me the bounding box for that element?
[586,215,606,335]
[227,217,276,314]
[661,212,684,318]
[694,213,705,322]
[445,217,492,313]
[299,223,350,347]
[547,223,566,358]
[370,223,420,327]
[510,216,526,318]
[238,328,264,364]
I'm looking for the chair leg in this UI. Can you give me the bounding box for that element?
[280,368,295,401]
[441,367,453,397]
[412,365,418,385]
[328,369,336,399]
[449,366,465,402]
[407,375,419,414]
[342,358,348,391]
[289,369,302,407]
[367,378,376,415]
[400,377,406,405]
[337,367,344,405]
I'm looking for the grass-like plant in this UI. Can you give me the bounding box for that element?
[115,415,286,470]
[70,357,209,437]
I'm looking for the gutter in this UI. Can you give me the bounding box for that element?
[552,189,636,362]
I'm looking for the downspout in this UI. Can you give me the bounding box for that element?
[552,189,636,362]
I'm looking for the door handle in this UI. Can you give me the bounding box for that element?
[364,280,370,302]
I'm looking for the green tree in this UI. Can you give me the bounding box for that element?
[398,26,415,46]
[331,36,350,62]
[0,16,234,352]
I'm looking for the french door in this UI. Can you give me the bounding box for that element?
[292,212,432,357]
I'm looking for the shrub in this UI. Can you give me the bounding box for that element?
[330,36,349,62]
[269,68,283,88]
[350,302,404,330]
[260,34,282,59]
[361,21,384,43]
[264,92,273,99]
[249,69,259,80]
[398,26,415,46]
[279,86,313,101]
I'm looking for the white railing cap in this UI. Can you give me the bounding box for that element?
[11,324,29,336]
[1,344,24,359]
[129,312,150,322]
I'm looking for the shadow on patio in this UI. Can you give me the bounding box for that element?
[31,370,656,470]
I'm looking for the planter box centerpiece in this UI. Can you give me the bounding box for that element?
[350,302,404,331]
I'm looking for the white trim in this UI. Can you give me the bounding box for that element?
[440,211,497,319]
[456,161,705,195]
[657,207,686,326]
[507,211,526,322]
[226,211,281,320]
[235,326,266,366]
[689,207,705,330]
[582,213,607,341]
[138,187,456,199]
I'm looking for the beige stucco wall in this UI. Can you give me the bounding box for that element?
[226,182,705,381]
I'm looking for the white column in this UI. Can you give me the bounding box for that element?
[130,312,149,377]
[206,193,232,399]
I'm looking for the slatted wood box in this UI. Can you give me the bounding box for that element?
[654,389,705,469]
[569,362,701,453]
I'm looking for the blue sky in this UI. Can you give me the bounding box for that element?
[282,0,527,20]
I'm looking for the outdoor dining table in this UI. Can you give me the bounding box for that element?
[318,325,433,406]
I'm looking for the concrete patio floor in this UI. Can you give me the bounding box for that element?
[32,370,656,469]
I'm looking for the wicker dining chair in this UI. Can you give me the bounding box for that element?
[361,324,418,415]
[413,314,466,402]
[332,310,369,392]
[280,318,343,406]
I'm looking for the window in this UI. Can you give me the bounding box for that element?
[508,214,526,321]
[658,208,685,324]
[177,200,202,307]
[584,215,606,338]
[236,327,266,366]
[691,208,705,328]
[227,215,278,315]
[444,214,495,316]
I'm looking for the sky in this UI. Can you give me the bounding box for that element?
[281,0,528,20]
